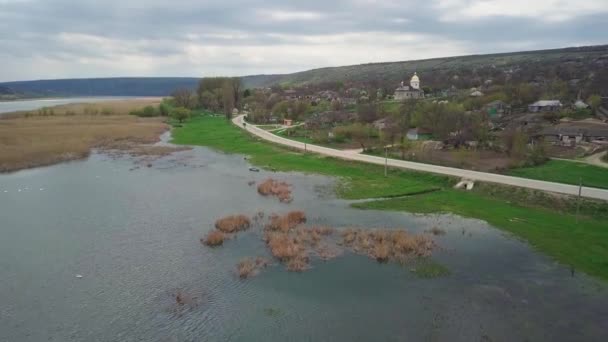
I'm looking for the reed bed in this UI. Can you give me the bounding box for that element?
[257,178,293,203]
[0,101,168,173]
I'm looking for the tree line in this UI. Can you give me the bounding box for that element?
[171,77,243,119]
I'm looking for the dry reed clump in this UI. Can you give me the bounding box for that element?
[201,230,225,247]
[237,257,271,279]
[215,215,251,233]
[257,179,293,203]
[341,228,435,263]
[266,232,304,261]
[265,211,307,232]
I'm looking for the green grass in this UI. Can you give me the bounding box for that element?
[172,114,608,281]
[508,160,608,189]
[172,115,444,199]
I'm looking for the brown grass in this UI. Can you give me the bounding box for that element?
[0,99,167,173]
[215,215,251,233]
[257,179,293,203]
[202,230,225,247]
[265,211,306,232]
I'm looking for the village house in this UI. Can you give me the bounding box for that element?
[394,72,424,100]
[535,122,608,146]
[528,100,562,112]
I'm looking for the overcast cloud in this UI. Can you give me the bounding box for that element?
[0,0,606,81]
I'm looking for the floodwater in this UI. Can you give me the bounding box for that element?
[1,141,607,342]
[0,97,156,115]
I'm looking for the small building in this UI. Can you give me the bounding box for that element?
[484,100,510,117]
[528,100,562,112]
[394,73,425,100]
[283,119,293,126]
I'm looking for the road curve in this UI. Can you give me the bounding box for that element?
[233,115,608,201]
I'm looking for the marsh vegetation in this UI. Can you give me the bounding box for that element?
[0,98,171,172]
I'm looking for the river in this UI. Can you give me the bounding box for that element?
[1,142,607,341]
[0,97,157,115]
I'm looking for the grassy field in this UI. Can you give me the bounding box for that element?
[0,99,167,173]
[508,160,608,189]
[172,115,608,281]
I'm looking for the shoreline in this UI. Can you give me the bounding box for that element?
[171,114,608,282]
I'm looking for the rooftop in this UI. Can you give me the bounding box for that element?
[530,100,562,107]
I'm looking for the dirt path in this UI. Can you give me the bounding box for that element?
[584,151,608,168]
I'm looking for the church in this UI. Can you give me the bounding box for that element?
[394,72,424,100]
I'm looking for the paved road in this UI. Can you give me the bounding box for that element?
[233,115,608,201]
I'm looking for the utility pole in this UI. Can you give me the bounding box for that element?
[384,147,388,177]
[576,177,582,223]
[304,143,307,153]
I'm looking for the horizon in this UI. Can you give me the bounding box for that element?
[1,0,607,82]
[1,43,606,84]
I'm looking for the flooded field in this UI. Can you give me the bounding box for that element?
[1,143,607,341]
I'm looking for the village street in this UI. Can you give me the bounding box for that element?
[234,115,608,201]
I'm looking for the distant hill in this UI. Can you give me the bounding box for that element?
[2,44,607,97]
[0,77,201,98]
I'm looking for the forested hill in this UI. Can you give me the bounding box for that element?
[0,77,200,97]
[243,45,608,91]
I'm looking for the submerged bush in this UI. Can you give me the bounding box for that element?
[215,215,251,233]
[202,230,225,246]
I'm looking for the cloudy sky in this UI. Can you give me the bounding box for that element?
[0,0,607,82]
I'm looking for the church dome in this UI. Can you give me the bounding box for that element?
[410,72,419,83]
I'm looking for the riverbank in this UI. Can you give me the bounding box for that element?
[0,98,168,173]
[172,114,608,281]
